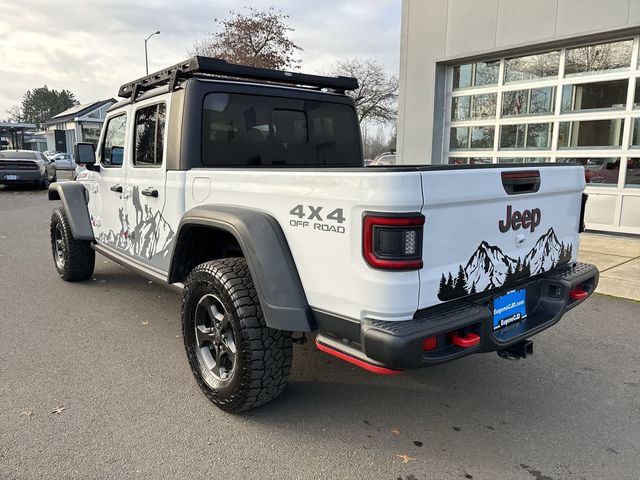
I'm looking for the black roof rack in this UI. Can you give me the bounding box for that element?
[118,56,359,99]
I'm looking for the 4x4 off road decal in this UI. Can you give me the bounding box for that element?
[437,228,573,301]
[289,204,346,234]
[95,186,175,262]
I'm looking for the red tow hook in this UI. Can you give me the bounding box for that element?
[449,332,481,348]
[569,287,589,301]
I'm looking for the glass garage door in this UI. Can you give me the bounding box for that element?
[445,37,640,234]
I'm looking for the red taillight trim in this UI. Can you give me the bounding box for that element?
[315,340,402,375]
[364,216,426,227]
[363,214,425,270]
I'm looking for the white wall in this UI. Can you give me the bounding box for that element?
[398,0,640,165]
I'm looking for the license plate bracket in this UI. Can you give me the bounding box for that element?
[493,289,527,331]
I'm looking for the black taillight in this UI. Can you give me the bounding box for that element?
[363,213,424,270]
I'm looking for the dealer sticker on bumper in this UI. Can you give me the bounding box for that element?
[493,289,527,331]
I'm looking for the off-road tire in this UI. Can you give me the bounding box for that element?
[50,207,95,281]
[182,258,293,413]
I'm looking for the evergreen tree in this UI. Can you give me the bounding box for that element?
[438,274,447,297]
[558,243,573,265]
[438,272,456,300]
[521,260,531,278]
[556,244,565,267]
[10,85,79,128]
[446,272,454,291]
[470,282,477,294]
[505,264,515,285]
[514,258,522,279]
[452,265,468,297]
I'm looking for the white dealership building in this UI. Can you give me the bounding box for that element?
[398,0,640,234]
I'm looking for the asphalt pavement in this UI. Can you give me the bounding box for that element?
[1,177,639,480]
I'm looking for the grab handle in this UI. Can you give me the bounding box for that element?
[501,170,540,195]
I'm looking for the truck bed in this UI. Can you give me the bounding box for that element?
[180,163,585,322]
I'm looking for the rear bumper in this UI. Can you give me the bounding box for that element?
[0,170,43,183]
[315,262,599,371]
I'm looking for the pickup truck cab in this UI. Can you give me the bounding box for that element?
[48,57,598,412]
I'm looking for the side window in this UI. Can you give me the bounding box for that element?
[102,114,127,167]
[134,103,166,167]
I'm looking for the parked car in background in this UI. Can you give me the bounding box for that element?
[587,158,640,186]
[50,153,75,170]
[369,151,397,166]
[0,150,56,188]
[43,151,58,159]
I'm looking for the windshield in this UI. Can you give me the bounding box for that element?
[202,93,362,167]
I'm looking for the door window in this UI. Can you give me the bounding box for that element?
[134,103,166,167]
[102,114,127,167]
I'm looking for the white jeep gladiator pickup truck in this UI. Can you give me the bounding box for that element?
[48,56,599,412]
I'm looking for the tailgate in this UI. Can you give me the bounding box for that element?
[418,166,585,309]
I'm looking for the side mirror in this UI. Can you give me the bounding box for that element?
[74,142,96,166]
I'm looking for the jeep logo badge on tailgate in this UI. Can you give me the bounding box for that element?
[499,205,541,233]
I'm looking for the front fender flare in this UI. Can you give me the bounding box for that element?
[171,205,315,332]
[48,182,94,241]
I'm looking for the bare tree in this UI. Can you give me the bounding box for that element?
[330,58,399,125]
[565,40,632,74]
[6,106,23,123]
[189,7,302,70]
[363,126,388,160]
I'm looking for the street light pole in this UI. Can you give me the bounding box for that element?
[144,30,161,76]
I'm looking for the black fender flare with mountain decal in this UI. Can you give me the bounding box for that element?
[438,228,573,301]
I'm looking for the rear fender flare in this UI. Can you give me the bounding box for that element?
[170,205,315,332]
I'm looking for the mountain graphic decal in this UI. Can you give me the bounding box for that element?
[95,185,175,262]
[438,228,573,301]
[464,241,517,292]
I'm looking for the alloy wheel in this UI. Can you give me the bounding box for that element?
[194,294,237,382]
[53,223,66,270]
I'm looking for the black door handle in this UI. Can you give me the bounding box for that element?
[110,184,123,193]
[141,187,159,197]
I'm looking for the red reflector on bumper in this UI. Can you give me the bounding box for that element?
[569,288,588,301]
[421,336,437,351]
[449,332,480,348]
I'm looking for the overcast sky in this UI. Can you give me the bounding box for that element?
[0,0,401,118]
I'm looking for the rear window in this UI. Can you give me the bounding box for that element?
[0,152,38,160]
[202,93,362,167]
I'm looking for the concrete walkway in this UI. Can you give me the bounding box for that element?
[578,233,640,302]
